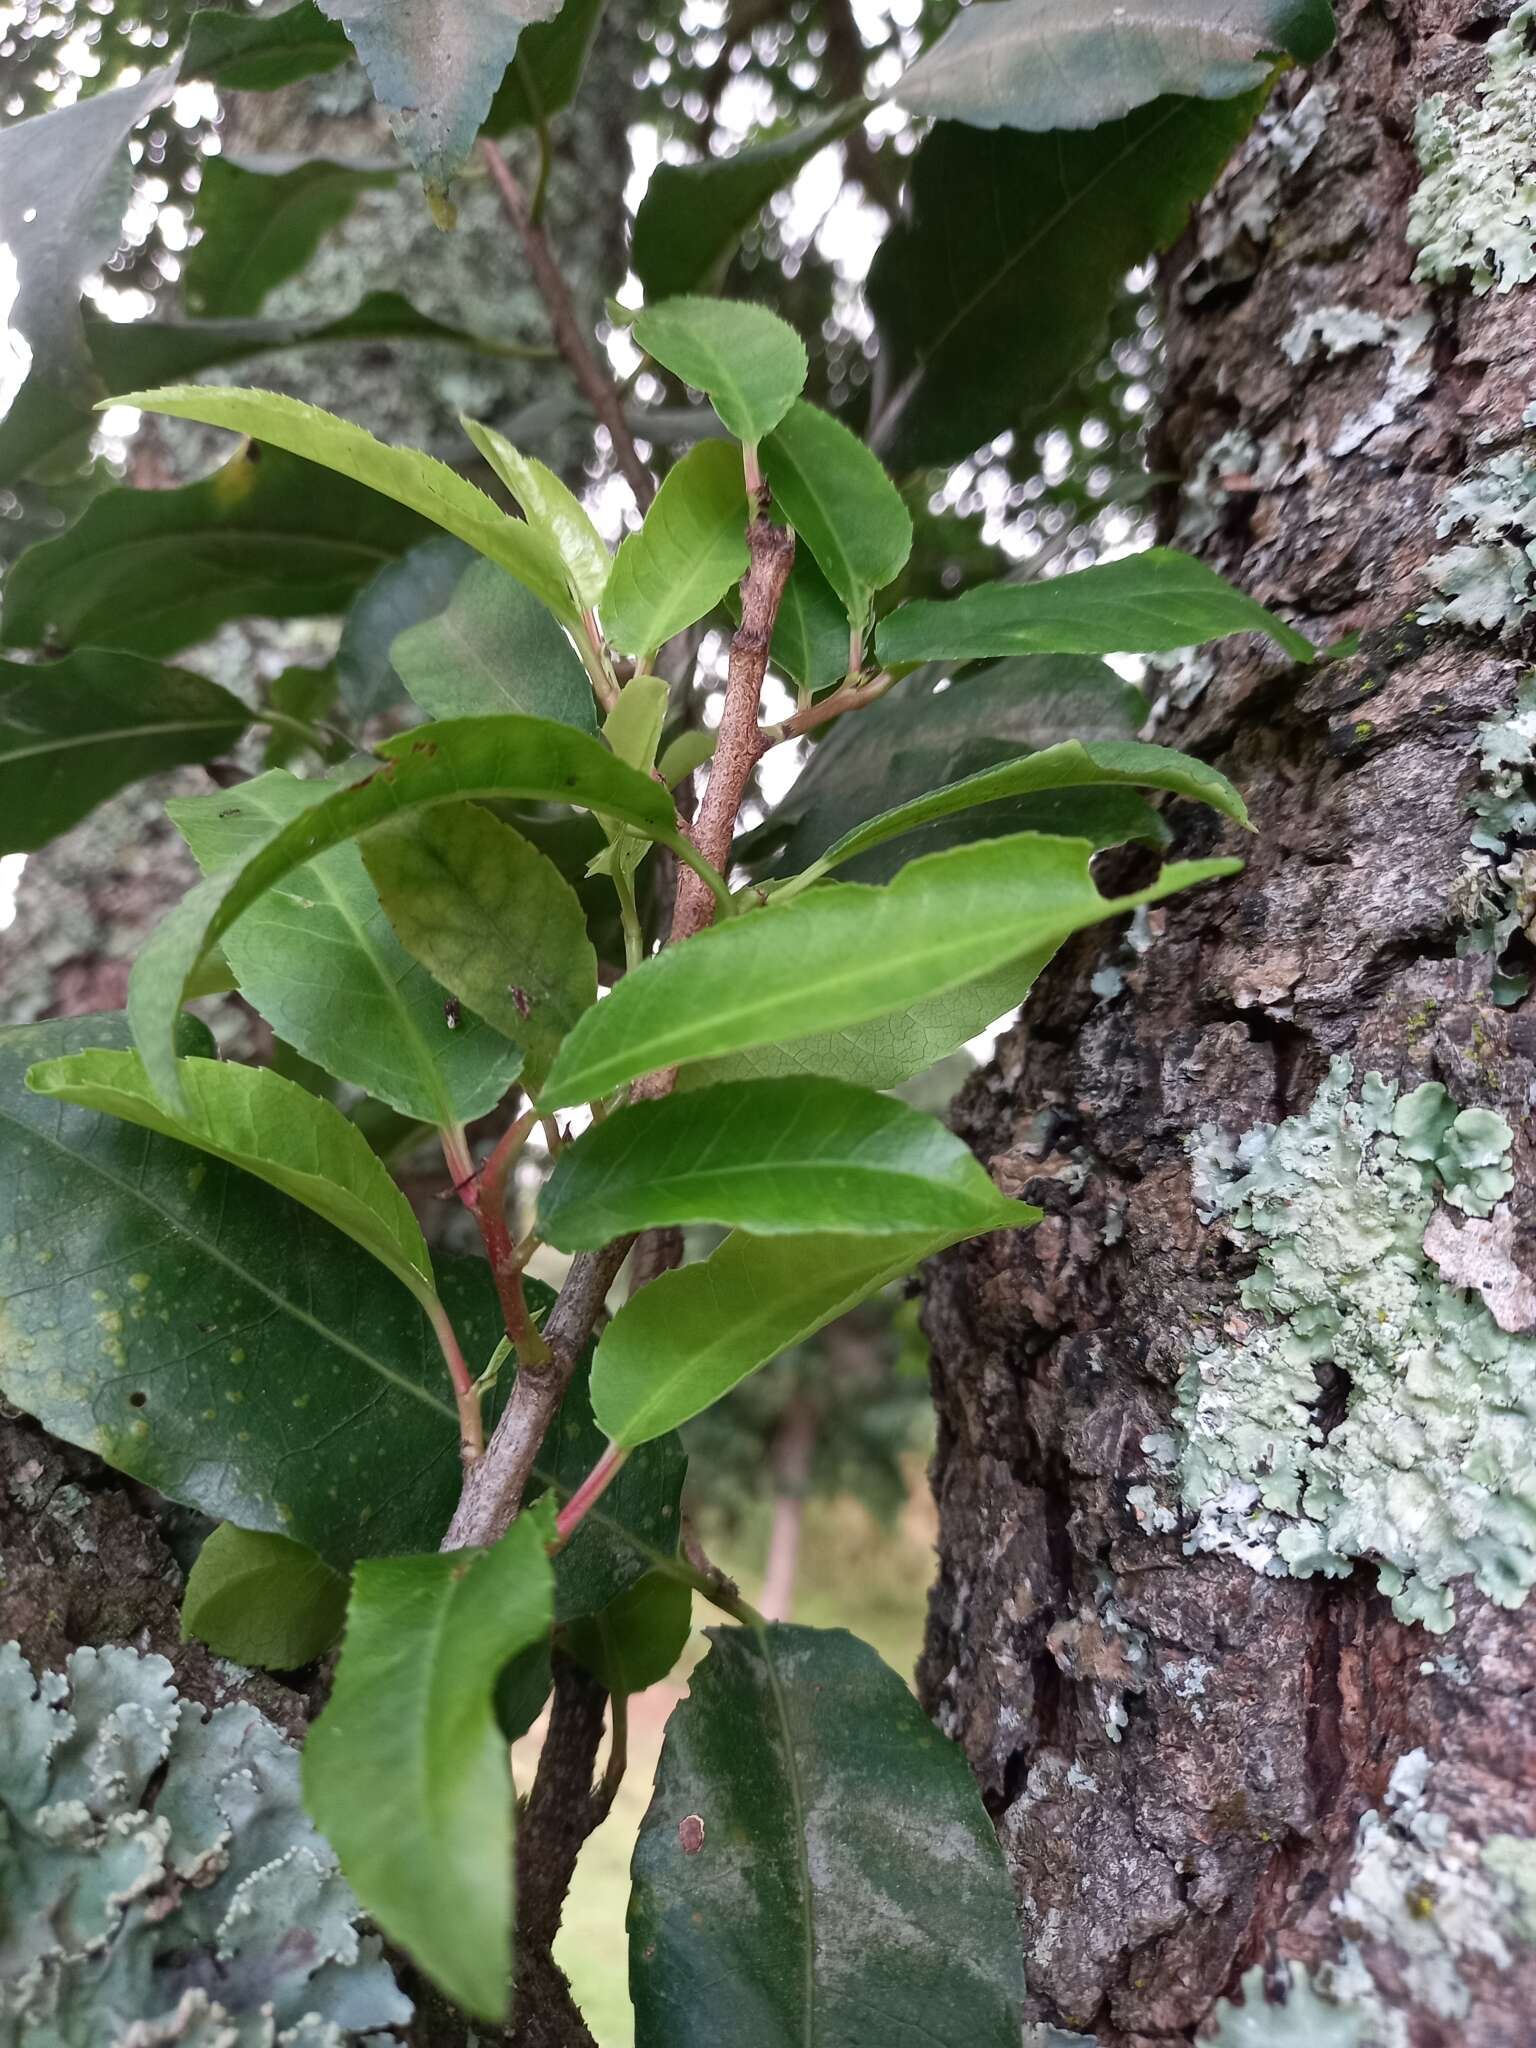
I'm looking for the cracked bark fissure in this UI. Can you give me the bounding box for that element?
[920,4,1536,2042]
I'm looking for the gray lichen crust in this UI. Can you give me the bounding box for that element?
[1452,675,1536,1003]
[1409,3,1536,295]
[1175,1061,1528,1632]
[0,1640,409,2046]
[1420,449,1536,638]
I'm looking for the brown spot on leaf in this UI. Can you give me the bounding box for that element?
[678,1813,705,1855]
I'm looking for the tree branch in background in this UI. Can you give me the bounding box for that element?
[480,139,656,512]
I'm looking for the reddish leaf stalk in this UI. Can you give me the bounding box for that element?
[553,1439,629,1544]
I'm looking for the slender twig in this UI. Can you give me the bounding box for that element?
[761,667,896,746]
[597,1690,629,1818]
[479,138,655,511]
[513,1659,610,2047]
[446,1115,551,1370]
[425,1298,485,1461]
[553,1439,629,1544]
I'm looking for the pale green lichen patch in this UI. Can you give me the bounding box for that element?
[1452,676,1536,1002]
[1176,1062,1529,1631]
[1204,1961,1370,2045]
[1409,3,1536,294]
[1279,308,1434,459]
[0,1639,410,2044]
[1420,451,1536,637]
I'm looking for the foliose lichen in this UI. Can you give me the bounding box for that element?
[1278,308,1434,459]
[0,1640,410,2046]
[1409,3,1536,295]
[1204,1962,1370,2046]
[1451,676,1536,1003]
[1420,449,1536,638]
[1175,1061,1529,1632]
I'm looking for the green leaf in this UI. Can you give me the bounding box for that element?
[868,98,1262,472]
[631,104,867,300]
[26,1051,438,1309]
[802,736,1251,884]
[0,649,250,855]
[181,1524,348,1671]
[362,803,597,1093]
[170,770,524,1128]
[594,1228,986,1447]
[494,1641,554,1739]
[631,299,807,445]
[0,66,178,411]
[1,442,435,659]
[303,1508,554,2020]
[461,418,611,613]
[630,1624,1025,2045]
[878,549,1314,666]
[184,154,396,318]
[391,557,597,730]
[895,0,1332,131]
[133,717,695,1114]
[183,2,354,90]
[565,1572,692,1696]
[767,552,849,691]
[760,401,912,629]
[0,1012,502,1565]
[107,386,576,621]
[539,1077,1033,1248]
[539,832,1241,1110]
[487,0,606,129]
[601,441,749,658]
[313,0,564,209]
[337,535,477,720]
[262,664,339,771]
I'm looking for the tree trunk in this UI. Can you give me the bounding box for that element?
[921,4,1536,2041]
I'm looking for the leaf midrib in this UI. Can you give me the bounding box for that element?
[1,715,247,764]
[756,1628,817,2046]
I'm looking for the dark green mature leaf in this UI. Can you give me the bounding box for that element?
[768,553,848,690]
[0,1012,501,1565]
[171,771,523,1128]
[110,387,576,620]
[539,833,1240,1110]
[303,1508,554,2020]
[0,66,178,410]
[313,0,564,209]
[184,156,397,318]
[0,443,434,658]
[494,1642,553,1740]
[601,441,749,657]
[363,803,597,1092]
[868,97,1262,472]
[183,2,353,90]
[565,1572,692,1696]
[488,0,606,129]
[261,664,338,771]
[462,419,611,614]
[630,1625,1025,2046]
[132,716,697,1113]
[761,401,912,629]
[593,1228,993,1445]
[631,104,867,300]
[0,650,250,854]
[181,1524,348,1671]
[632,300,807,445]
[0,372,96,488]
[391,558,597,730]
[336,535,476,720]
[896,0,1332,131]
[539,1078,1031,1248]
[878,550,1314,667]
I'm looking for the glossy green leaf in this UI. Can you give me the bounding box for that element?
[26,1050,437,1309]
[565,1572,692,1696]
[362,803,596,1093]
[494,1641,554,1740]
[313,0,564,206]
[630,104,867,300]
[185,155,396,318]
[878,550,1314,667]
[803,737,1250,884]
[183,2,353,90]
[539,832,1241,1109]
[133,716,694,1114]
[539,1077,1032,1248]
[631,299,807,445]
[0,649,250,855]
[1,442,434,658]
[760,400,912,628]
[181,1524,348,1671]
[868,98,1262,472]
[630,1625,1025,2045]
[390,557,597,730]
[462,417,611,613]
[0,1012,502,1565]
[488,0,606,129]
[896,0,1332,131]
[595,1228,985,1446]
[337,536,477,720]
[767,552,849,691]
[170,770,523,1129]
[108,386,576,621]
[303,1508,554,2020]
[601,441,749,657]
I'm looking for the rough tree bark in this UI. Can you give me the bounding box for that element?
[921,4,1536,2042]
